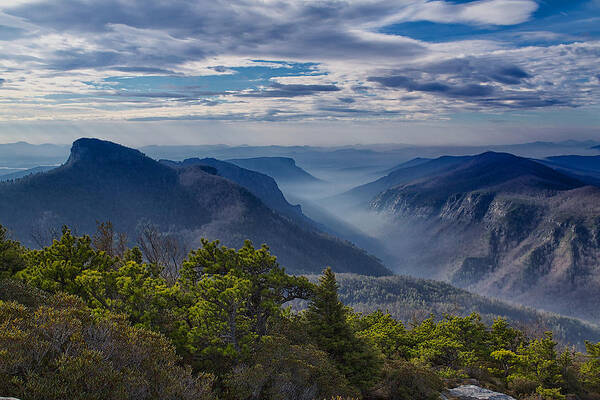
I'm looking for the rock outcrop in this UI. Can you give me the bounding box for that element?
[442,385,516,400]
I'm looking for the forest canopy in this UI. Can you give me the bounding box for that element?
[1,223,599,400]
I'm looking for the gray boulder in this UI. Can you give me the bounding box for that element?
[442,385,516,400]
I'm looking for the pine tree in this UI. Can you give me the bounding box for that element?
[0,225,26,278]
[305,267,382,393]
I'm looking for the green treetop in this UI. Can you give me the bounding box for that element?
[305,267,382,393]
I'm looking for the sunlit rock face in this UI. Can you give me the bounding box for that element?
[442,385,516,400]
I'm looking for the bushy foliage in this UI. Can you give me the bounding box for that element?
[328,273,600,348]
[581,341,600,393]
[224,336,357,400]
[0,293,214,400]
[369,359,442,400]
[0,225,27,278]
[0,224,599,400]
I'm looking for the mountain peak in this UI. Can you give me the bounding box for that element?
[67,138,146,165]
[473,151,518,161]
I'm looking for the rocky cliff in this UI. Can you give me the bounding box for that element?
[366,152,600,322]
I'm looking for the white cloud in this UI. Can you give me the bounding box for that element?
[0,0,597,129]
[375,0,538,27]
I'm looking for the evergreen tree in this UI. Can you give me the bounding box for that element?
[0,225,26,279]
[581,341,600,393]
[181,239,313,339]
[18,227,116,296]
[305,267,382,393]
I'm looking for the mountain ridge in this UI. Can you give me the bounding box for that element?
[338,151,600,323]
[0,138,391,276]
[227,156,322,186]
[371,152,584,217]
[159,157,307,225]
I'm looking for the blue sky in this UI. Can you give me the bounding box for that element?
[0,0,598,145]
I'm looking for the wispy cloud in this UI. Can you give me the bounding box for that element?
[0,0,597,129]
[237,83,341,98]
[375,0,539,27]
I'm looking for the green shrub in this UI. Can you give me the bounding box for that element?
[508,375,538,396]
[0,294,215,400]
[224,337,357,400]
[369,359,443,400]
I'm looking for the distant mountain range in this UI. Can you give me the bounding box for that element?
[537,155,600,186]
[341,151,600,323]
[227,157,321,186]
[0,166,57,181]
[0,142,68,168]
[1,140,598,198]
[0,138,390,276]
[545,155,600,173]
[140,140,600,192]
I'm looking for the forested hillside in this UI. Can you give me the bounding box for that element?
[227,157,321,185]
[329,274,600,349]
[159,157,308,225]
[1,226,600,400]
[338,151,600,323]
[0,138,389,276]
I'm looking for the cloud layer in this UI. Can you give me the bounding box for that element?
[0,0,598,128]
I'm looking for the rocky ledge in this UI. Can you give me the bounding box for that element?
[442,385,516,400]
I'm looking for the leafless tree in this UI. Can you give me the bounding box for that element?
[30,215,61,247]
[136,220,189,282]
[92,221,127,258]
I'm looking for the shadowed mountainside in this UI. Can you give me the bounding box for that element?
[537,155,600,186]
[341,152,600,323]
[227,156,321,186]
[0,138,390,276]
[159,157,307,225]
[334,155,475,207]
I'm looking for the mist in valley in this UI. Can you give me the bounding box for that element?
[264,140,600,326]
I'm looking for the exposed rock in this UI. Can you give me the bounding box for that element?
[364,151,600,323]
[442,385,516,400]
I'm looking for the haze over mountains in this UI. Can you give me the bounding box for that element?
[0,166,57,181]
[2,137,600,328]
[0,138,389,276]
[337,151,600,323]
[325,273,600,349]
[227,157,321,185]
[537,155,600,186]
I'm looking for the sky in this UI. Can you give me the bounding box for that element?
[0,0,599,146]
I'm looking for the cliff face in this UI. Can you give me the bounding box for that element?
[366,153,600,322]
[67,138,147,166]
